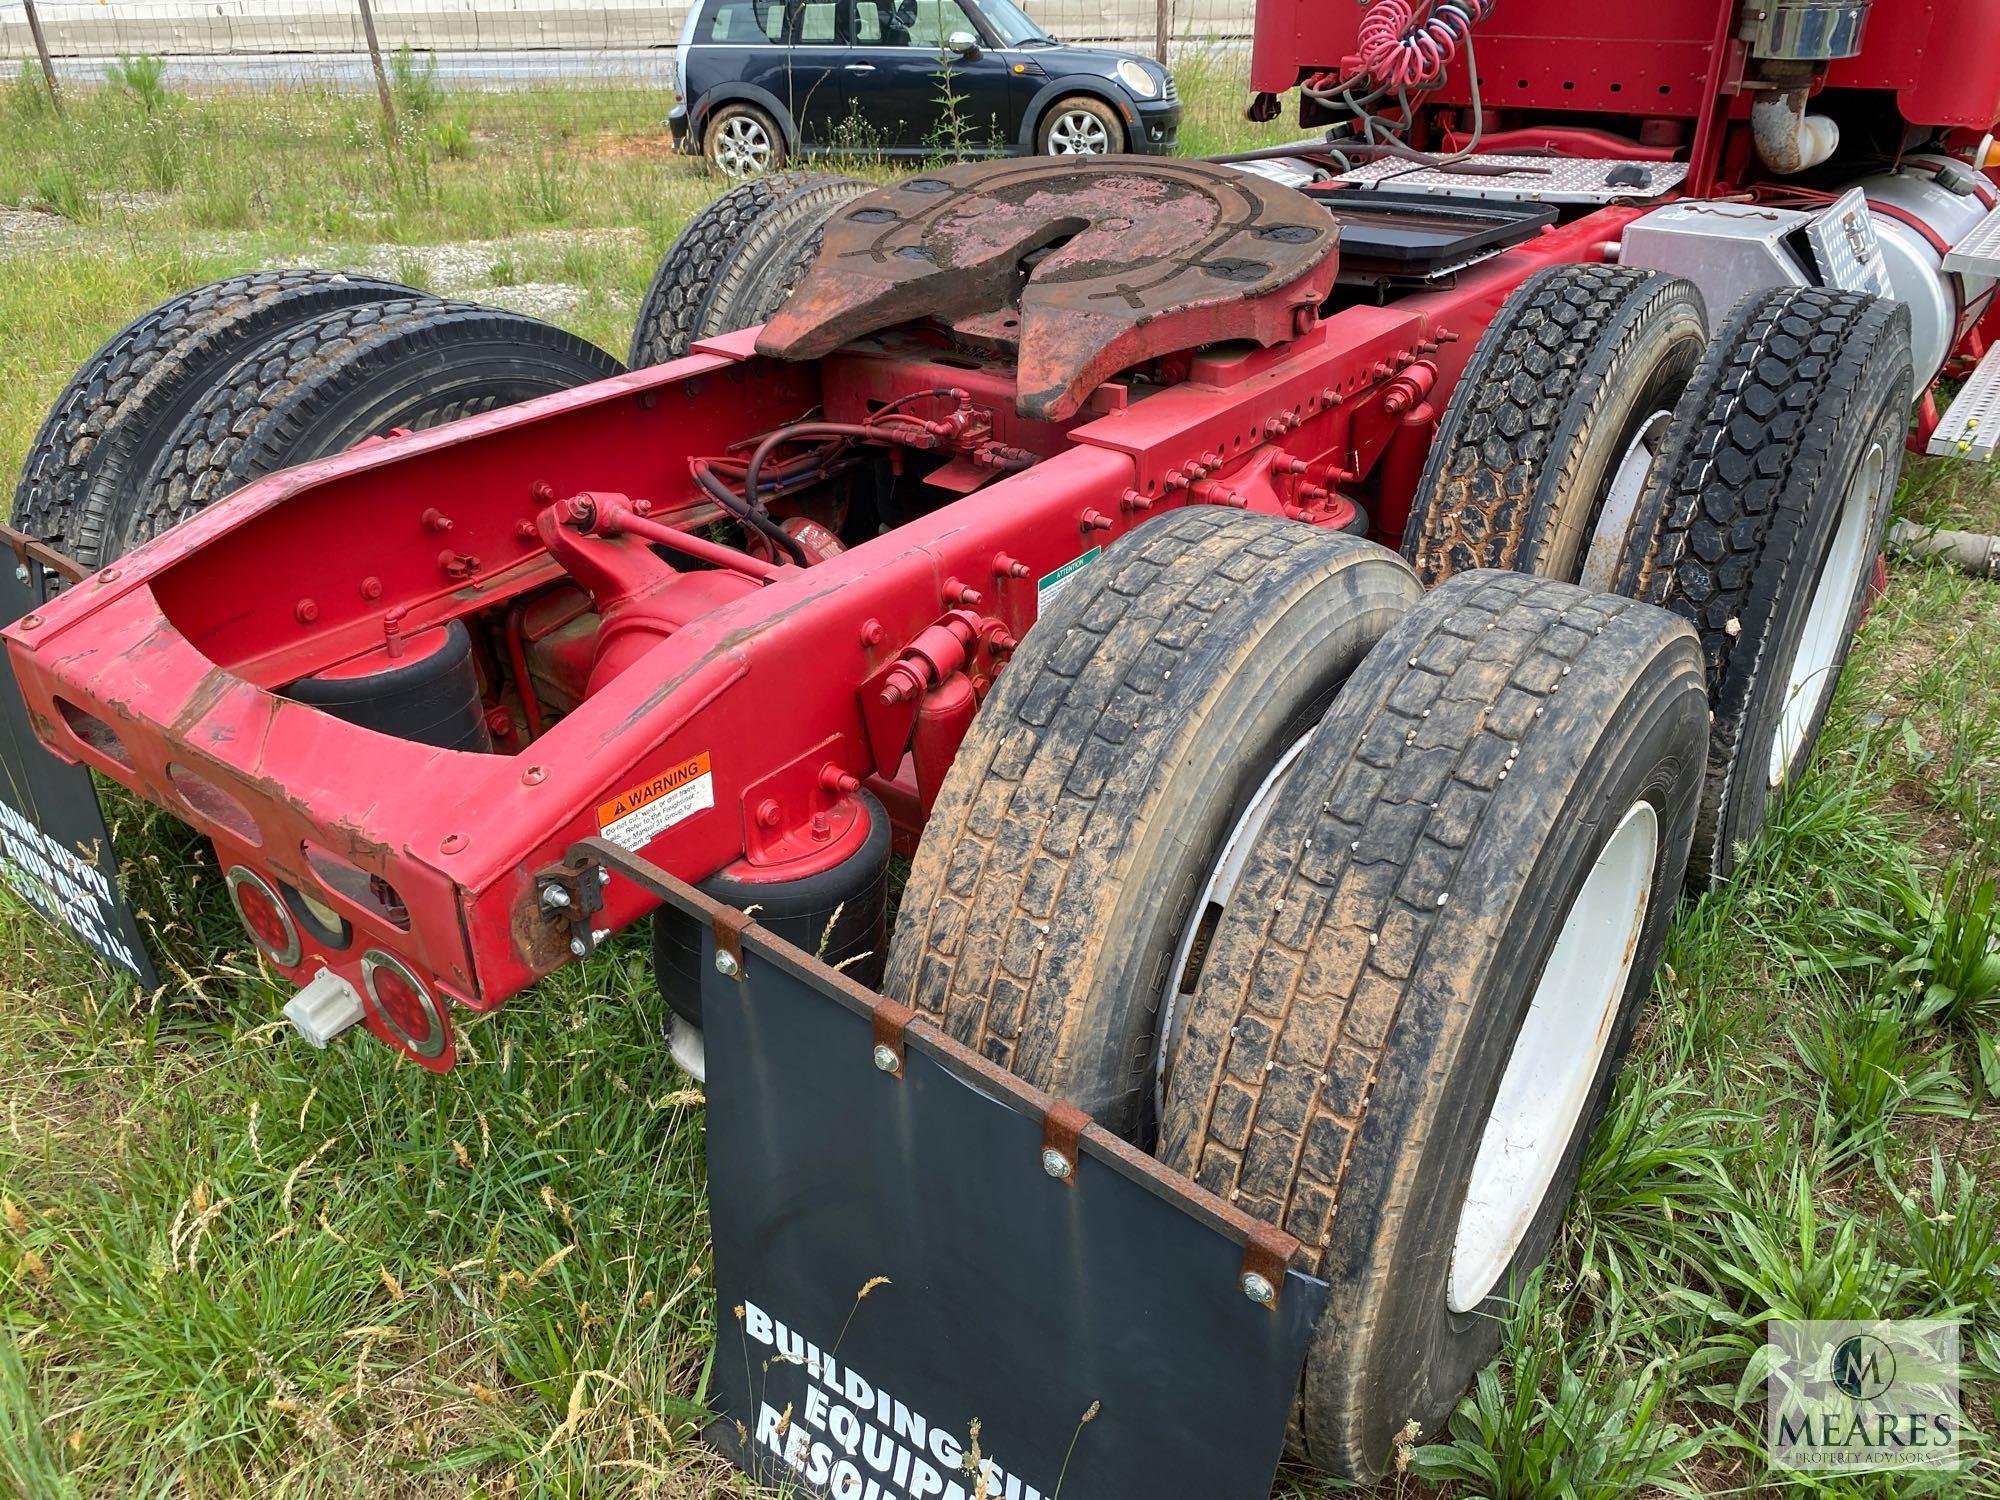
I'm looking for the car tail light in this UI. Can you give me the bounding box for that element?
[360,950,446,1060]
[226,866,301,967]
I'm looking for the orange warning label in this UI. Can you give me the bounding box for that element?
[596,752,715,850]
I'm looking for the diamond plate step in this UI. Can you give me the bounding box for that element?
[1332,154,1687,204]
[1942,200,2000,276]
[1928,337,2000,460]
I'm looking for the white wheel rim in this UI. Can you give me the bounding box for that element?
[1767,442,1883,788]
[1155,731,1314,1112]
[715,116,772,178]
[1448,800,1659,1314]
[1048,110,1110,154]
[668,1012,708,1081]
[1577,409,1674,593]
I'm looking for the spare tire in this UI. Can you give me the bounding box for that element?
[885,510,1421,1139]
[1403,266,1707,588]
[11,269,418,568]
[1614,286,1912,888]
[130,299,621,552]
[1158,571,1707,1482]
[630,171,869,368]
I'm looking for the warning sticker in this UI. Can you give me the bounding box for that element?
[596,752,714,851]
[1037,546,1100,607]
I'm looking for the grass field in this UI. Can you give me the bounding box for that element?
[1,62,1998,1500]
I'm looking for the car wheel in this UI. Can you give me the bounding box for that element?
[705,103,786,179]
[1037,96,1124,155]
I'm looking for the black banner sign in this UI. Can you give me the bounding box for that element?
[0,556,156,986]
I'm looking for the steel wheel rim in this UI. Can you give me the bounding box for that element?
[1768,441,1883,788]
[1049,109,1110,154]
[1578,408,1674,593]
[1448,800,1658,1313]
[1155,730,1315,1112]
[716,116,772,178]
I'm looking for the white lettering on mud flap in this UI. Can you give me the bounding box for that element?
[739,1297,1056,1500]
[596,751,714,851]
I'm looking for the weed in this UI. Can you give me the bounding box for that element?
[1791,1004,1967,1173]
[7,60,51,120]
[389,46,443,120]
[104,54,170,115]
[1890,1149,2000,1322]
[29,168,90,224]
[1854,861,2000,1099]
[433,112,477,162]
[1410,1273,1708,1497]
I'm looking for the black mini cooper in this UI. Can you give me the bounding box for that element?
[667,0,1181,177]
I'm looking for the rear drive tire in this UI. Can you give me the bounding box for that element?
[1404,266,1708,589]
[1157,571,1707,1482]
[11,270,418,568]
[1614,287,1911,888]
[629,170,861,368]
[884,509,1420,1139]
[132,300,621,551]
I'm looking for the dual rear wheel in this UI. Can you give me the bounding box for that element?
[885,509,1709,1482]
[1407,269,1911,886]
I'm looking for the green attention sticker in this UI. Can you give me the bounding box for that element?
[1037,547,1101,607]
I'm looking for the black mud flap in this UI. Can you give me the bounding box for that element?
[0,530,156,986]
[563,837,1327,1500]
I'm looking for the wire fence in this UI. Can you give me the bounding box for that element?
[2,0,1258,84]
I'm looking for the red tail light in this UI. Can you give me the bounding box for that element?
[226,866,300,967]
[361,950,445,1060]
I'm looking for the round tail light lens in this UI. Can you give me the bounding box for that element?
[360,950,446,1060]
[226,867,301,968]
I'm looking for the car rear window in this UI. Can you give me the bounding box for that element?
[705,0,839,44]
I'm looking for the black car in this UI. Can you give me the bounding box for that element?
[667,0,1180,177]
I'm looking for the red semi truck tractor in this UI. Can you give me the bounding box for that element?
[4,0,1998,1487]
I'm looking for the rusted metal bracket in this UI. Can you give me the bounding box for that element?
[0,522,88,586]
[538,850,607,959]
[1040,1100,1090,1187]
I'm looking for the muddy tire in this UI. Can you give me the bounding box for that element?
[1403,266,1707,588]
[1614,287,1911,888]
[10,270,418,568]
[129,300,620,553]
[884,510,1420,1139]
[1157,571,1707,1482]
[630,171,861,368]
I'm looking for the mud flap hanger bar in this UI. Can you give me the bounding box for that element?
[550,836,1310,1312]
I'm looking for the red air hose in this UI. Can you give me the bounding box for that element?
[1350,0,1497,91]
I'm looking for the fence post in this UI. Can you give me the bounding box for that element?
[1154,0,1169,65]
[357,0,399,138]
[20,0,63,116]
